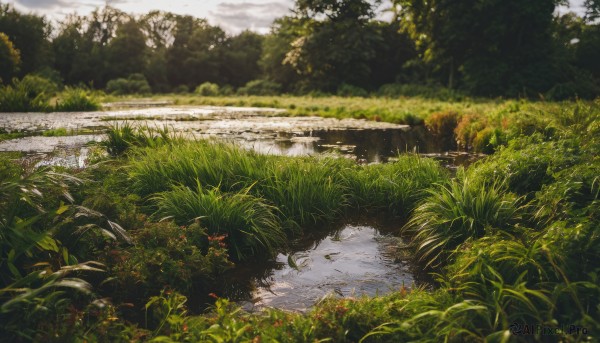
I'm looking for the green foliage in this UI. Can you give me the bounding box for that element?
[237,79,282,95]
[110,221,233,301]
[336,83,369,97]
[42,127,68,137]
[0,32,20,84]
[0,75,56,112]
[153,183,286,260]
[55,87,100,111]
[103,122,174,156]
[424,111,459,149]
[343,155,449,216]
[377,83,464,100]
[106,73,152,95]
[194,82,220,96]
[403,177,522,268]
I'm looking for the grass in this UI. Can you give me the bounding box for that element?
[152,182,286,260]
[1,97,599,341]
[402,177,522,269]
[53,87,100,112]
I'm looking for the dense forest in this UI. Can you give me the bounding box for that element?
[1,0,600,99]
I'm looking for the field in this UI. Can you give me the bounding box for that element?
[0,96,598,342]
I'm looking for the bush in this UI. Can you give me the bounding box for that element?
[106,73,151,95]
[173,84,189,94]
[110,221,234,302]
[424,111,460,150]
[54,87,100,112]
[194,82,220,96]
[0,75,57,112]
[237,79,282,96]
[454,113,488,150]
[336,83,368,97]
[402,177,522,268]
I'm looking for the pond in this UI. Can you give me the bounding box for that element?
[0,105,481,167]
[219,222,414,313]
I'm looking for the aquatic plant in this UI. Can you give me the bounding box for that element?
[343,154,449,216]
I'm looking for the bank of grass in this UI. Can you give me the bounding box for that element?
[142,93,567,124]
[125,138,449,258]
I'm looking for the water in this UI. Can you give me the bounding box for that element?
[222,223,413,312]
[0,106,481,166]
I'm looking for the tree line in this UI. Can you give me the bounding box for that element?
[1,0,599,99]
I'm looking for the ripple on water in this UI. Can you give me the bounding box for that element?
[245,225,413,312]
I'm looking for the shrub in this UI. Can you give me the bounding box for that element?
[237,79,282,96]
[106,73,151,95]
[110,221,234,302]
[424,111,460,150]
[336,83,368,97]
[454,113,488,150]
[173,84,189,94]
[0,75,57,112]
[194,82,220,96]
[54,87,100,112]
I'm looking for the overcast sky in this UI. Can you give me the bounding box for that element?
[5,0,588,34]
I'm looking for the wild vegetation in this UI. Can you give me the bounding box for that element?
[0,99,598,341]
[1,0,599,341]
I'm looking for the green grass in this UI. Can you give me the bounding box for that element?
[153,182,286,260]
[53,87,100,112]
[1,97,599,342]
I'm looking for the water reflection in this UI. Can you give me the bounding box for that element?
[222,224,413,313]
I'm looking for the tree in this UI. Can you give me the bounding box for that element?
[260,17,304,91]
[584,0,600,22]
[284,0,381,90]
[166,16,226,88]
[0,32,20,84]
[0,4,52,76]
[394,0,563,96]
[106,19,148,80]
[220,31,264,87]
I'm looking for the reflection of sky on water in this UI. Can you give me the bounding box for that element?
[240,225,413,312]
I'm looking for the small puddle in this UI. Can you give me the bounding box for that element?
[223,224,413,313]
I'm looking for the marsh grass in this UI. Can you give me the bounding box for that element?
[152,182,286,260]
[54,87,100,112]
[103,122,175,156]
[403,177,522,268]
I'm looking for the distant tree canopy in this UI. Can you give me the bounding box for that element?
[0,32,20,84]
[0,1,598,98]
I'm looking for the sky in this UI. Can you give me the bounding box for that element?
[5,0,588,34]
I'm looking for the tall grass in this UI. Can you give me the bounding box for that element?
[403,177,522,268]
[103,122,175,156]
[152,182,285,260]
[127,139,447,228]
[343,155,449,217]
[54,87,100,112]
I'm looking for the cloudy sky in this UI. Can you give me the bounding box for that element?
[6,0,588,34]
